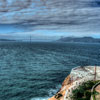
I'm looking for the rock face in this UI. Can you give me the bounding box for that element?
[48,75,72,100]
[48,66,100,100]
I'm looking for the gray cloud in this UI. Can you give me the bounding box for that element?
[0,0,100,37]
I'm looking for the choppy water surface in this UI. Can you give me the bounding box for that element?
[0,42,100,100]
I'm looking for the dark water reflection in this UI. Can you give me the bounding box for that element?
[0,42,100,100]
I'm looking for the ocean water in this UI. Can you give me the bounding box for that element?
[0,42,100,100]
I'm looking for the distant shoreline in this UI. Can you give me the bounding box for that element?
[57,36,100,44]
[1,41,100,45]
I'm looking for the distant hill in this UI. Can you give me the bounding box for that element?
[0,39,16,41]
[57,37,100,43]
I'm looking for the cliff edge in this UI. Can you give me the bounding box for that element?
[48,66,100,100]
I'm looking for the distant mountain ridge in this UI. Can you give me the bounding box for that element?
[0,39,16,41]
[57,37,100,43]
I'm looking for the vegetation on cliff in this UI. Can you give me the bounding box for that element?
[70,80,100,100]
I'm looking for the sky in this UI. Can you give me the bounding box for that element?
[0,0,100,41]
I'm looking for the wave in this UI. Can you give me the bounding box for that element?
[30,97,49,100]
[48,84,61,97]
[31,84,61,100]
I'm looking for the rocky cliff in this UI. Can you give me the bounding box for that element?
[48,75,72,100]
[48,66,100,100]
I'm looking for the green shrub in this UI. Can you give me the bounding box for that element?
[70,81,99,100]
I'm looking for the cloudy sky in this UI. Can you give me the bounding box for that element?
[0,0,100,41]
